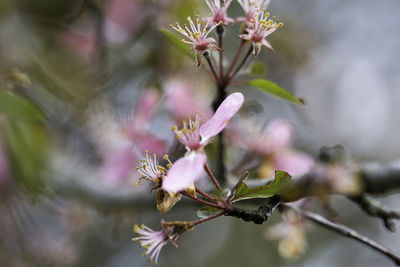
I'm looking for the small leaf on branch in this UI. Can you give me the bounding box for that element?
[159,29,195,61]
[250,61,267,76]
[197,206,221,219]
[232,170,292,202]
[248,79,306,105]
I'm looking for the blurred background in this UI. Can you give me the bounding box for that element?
[0,0,399,266]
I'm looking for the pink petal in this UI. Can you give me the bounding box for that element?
[162,152,206,192]
[257,119,294,154]
[101,148,136,182]
[104,0,142,43]
[273,151,314,176]
[200,92,244,143]
[136,133,168,156]
[261,39,274,51]
[134,89,160,125]
[164,80,212,123]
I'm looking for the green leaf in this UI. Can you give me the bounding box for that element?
[249,79,306,105]
[250,61,267,76]
[4,121,49,193]
[232,171,291,202]
[159,28,195,61]
[197,206,221,219]
[0,91,44,121]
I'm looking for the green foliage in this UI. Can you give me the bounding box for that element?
[249,79,305,105]
[197,206,221,219]
[231,171,292,202]
[159,29,195,61]
[250,61,267,76]
[4,121,50,193]
[0,91,44,121]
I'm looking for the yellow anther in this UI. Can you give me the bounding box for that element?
[163,155,169,160]
[169,24,173,28]
[134,224,140,232]
[278,22,284,27]
[145,150,149,153]
[171,126,177,131]
[141,224,146,229]
[167,163,172,169]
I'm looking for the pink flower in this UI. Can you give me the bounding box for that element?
[170,16,220,66]
[99,89,167,182]
[204,0,234,26]
[104,0,143,43]
[132,224,177,264]
[234,119,314,177]
[238,9,283,56]
[237,0,271,24]
[164,80,212,123]
[162,92,244,192]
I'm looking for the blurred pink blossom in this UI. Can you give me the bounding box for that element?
[98,89,168,182]
[104,0,143,43]
[57,23,97,62]
[233,119,314,177]
[164,80,212,124]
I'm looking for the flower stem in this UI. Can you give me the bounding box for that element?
[203,51,219,84]
[227,44,253,82]
[180,191,221,209]
[192,211,225,226]
[196,188,219,203]
[217,25,224,80]
[225,40,245,81]
[204,163,222,190]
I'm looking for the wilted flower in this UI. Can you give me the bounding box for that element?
[133,224,177,264]
[238,9,283,56]
[266,209,308,259]
[162,92,244,192]
[170,16,220,66]
[204,0,234,26]
[237,0,271,24]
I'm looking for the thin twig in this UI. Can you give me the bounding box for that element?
[227,44,253,82]
[217,25,224,80]
[282,204,400,266]
[192,211,225,226]
[180,191,221,209]
[204,163,222,190]
[349,194,400,232]
[196,188,219,203]
[203,51,220,84]
[225,40,245,81]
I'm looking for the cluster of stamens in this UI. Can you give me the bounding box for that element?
[169,16,219,51]
[136,151,167,186]
[250,9,283,34]
[171,114,202,151]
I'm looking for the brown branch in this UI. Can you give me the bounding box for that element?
[204,163,221,190]
[349,194,400,232]
[282,204,400,266]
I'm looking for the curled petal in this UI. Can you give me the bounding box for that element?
[162,153,207,192]
[200,92,244,143]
